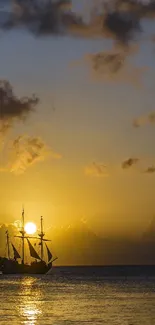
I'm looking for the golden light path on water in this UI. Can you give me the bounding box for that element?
[18,277,42,325]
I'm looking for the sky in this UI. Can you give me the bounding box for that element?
[0,0,155,242]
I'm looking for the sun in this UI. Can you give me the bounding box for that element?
[24,222,37,235]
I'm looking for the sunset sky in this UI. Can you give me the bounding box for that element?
[0,0,155,239]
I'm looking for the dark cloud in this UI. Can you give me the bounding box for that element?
[68,1,153,81]
[85,162,109,177]
[101,0,155,44]
[102,6,140,45]
[0,80,38,135]
[1,0,83,36]
[0,0,154,44]
[67,0,155,44]
[122,157,139,169]
[0,1,154,87]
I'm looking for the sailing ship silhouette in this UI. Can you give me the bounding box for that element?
[0,209,58,274]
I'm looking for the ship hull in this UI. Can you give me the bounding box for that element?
[0,258,52,275]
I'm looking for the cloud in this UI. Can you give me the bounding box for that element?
[133,111,155,127]
[0,1,154,86]
[0,0,154,44]
[0,80,38,135]
[67,0,155,44]
[85,46,147,86]
[1,135,61,174]
[122,157,139,169]
[144,166,155,174]
[88,51,126,74]
[100,1,155,44]
[66,2,139,43]
[1,0,83,36]
[102,4,140,45]
[121,157,155,174]
[85,162,109,177]
[149,112,155,123]
[117,0,155,19]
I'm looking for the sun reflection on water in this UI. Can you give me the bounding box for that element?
[22,306,41,325]
[18,277,42,325]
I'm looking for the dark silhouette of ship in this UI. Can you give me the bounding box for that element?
[0,209,58,274]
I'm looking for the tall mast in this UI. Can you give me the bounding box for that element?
[39,216,45,260]
[21,207,25,264]
[6,230,10,259]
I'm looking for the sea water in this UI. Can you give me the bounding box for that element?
[0,266,155,325]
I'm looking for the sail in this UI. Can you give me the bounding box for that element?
[11,243,21,259]
[45,243,53,263]
[27,239,41,260]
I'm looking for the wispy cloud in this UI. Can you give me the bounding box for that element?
[88,51,126,74]
[0,80,38,135]
[144,166,155,174]
[121,157,155,175]
[122,157,139,169]
[83,39,148,86]
[133,112,155,127]
[0,135,61,174]
[85,162,109,177]
[85,158,155,177]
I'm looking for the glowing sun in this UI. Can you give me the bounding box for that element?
[25,222,37,235]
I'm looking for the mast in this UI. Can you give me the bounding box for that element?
[39,216,45,260]
[20,207,26,264]
[6,230,10,259]
[37,216,51,262]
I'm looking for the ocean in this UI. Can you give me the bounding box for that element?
[0,266,155,325]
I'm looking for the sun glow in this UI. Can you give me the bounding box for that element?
[24,222,37,235]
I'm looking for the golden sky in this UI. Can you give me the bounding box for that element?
[0,0,155,243]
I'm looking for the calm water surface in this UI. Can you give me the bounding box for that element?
[0,267,155,325]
